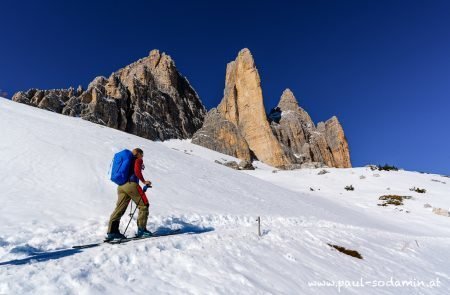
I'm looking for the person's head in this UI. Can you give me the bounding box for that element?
[132,148,144,159]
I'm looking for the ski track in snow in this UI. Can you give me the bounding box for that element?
[0,98,449,295]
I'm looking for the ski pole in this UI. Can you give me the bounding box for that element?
[123,185,151,236]
[123,198,141,236]
[129,202,133,217]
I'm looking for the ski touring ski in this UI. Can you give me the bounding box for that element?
[72,229,182,249]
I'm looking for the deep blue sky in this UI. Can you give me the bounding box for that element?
[1,0,449,174]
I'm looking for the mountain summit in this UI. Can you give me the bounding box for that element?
[12,50,206,140]
[271,89,352,168]
[193,49,351,169]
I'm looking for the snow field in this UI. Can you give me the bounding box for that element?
[0,98,449,294]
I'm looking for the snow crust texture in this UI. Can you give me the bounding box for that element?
[0,98,449,294]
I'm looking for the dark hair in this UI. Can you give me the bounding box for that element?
[134,148,144,156]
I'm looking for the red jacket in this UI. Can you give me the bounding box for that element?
[130,157,149,205]
[133,158,146,183]
[129,157,146,183]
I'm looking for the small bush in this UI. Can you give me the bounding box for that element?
[367,165,378,171]
[378,195,412,206]
[377,164,398,171]
[328,244,363,259]
[409,187,426,193]
[344,185,354,191]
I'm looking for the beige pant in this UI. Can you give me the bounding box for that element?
[107,182,149,233]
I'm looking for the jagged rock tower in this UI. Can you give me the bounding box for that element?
[192,49,290,168]
[193,49,351,169]
[271,89,351,168]
[13,50,206,140]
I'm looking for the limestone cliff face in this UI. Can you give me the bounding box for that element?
[323,116,351,168]
[191,108,252,161]
[192,50,352,169]
[217,49,290,167]
[193,49,290,168]
[12,50,206,141]
[271,89,351,168]
[271,89,314,159]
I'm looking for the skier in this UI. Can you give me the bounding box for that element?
[106,148,153,241]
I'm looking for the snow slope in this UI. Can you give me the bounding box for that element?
[0,97,449,294]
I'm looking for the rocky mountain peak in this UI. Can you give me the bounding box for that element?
[271,88,351,168]
[193,49,351,169]
[214,48,290,168]
[278,88,299,112]
[13,50,206,141]
[194,48,291,167]
[149,49,160,58]
[236,48,255,68]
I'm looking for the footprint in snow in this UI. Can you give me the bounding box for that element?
[284,253,297,263]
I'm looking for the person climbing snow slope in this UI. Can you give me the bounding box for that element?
[107,148,153,241]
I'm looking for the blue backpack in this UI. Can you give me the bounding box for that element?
[110,149,134,185]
